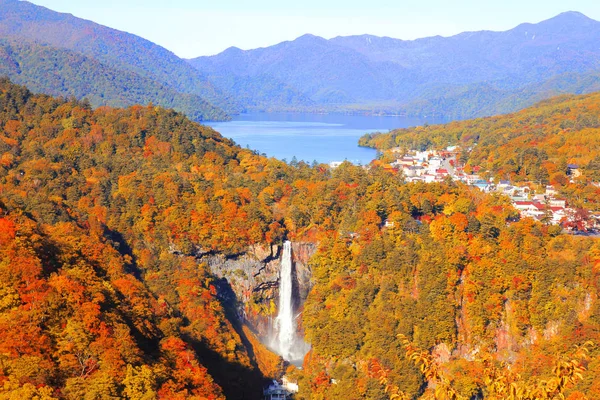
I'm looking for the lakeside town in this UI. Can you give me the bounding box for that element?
[351,147,600,233]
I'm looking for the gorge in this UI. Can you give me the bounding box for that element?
[204,240,313,366]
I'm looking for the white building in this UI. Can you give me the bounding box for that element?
[428,157,443,169]
[550,199,567,208]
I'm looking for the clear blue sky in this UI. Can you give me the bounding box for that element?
[26,0,600,58]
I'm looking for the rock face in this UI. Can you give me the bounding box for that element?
[204,242,317,340]
[291,242,316,305]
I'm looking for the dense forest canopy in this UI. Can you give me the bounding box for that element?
[297,183,600,399]
[1,78,600,399]
[0,78,302,399]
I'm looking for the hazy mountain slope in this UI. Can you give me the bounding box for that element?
[331,11,600,87]
[402,70,600,119]
[204,70,316,110]
[0,38,229,121]
[191,35,408,105]
[189,11,600,118]
[0,0,238,115]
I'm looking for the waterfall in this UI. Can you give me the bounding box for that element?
[271,240,310,364]
[276,240,295,360]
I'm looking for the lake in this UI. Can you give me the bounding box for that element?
[208,113,439,165]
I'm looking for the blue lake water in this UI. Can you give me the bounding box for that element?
[208,113,440,165]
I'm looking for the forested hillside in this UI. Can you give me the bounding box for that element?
[402,70,600,120]
[0,78,293,399]
[296,182,600,399]
[0,0,235,120]
[4,0,600,121]
[0,38,228,122]
[0,206,227,399]
[1,79,600,399]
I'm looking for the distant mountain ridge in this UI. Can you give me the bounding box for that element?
[2,1,600,120]
[189,11,600,118]
[330,11,600,84]
[0,0,235,120]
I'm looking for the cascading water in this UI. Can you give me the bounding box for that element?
[274,240,310,363]
[276,240,295,360]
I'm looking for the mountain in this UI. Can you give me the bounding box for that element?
[189,11,600,118]
[190,34,407,106]
[204,68,316,111]
[0,0,237,120]
[4,1,596,120]
[401,70,600,119]
[330,11,600,87]
[0,38,229,121]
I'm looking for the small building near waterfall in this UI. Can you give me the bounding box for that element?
[264,380,292,400]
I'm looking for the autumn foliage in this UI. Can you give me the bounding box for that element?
[2,78,600,399]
